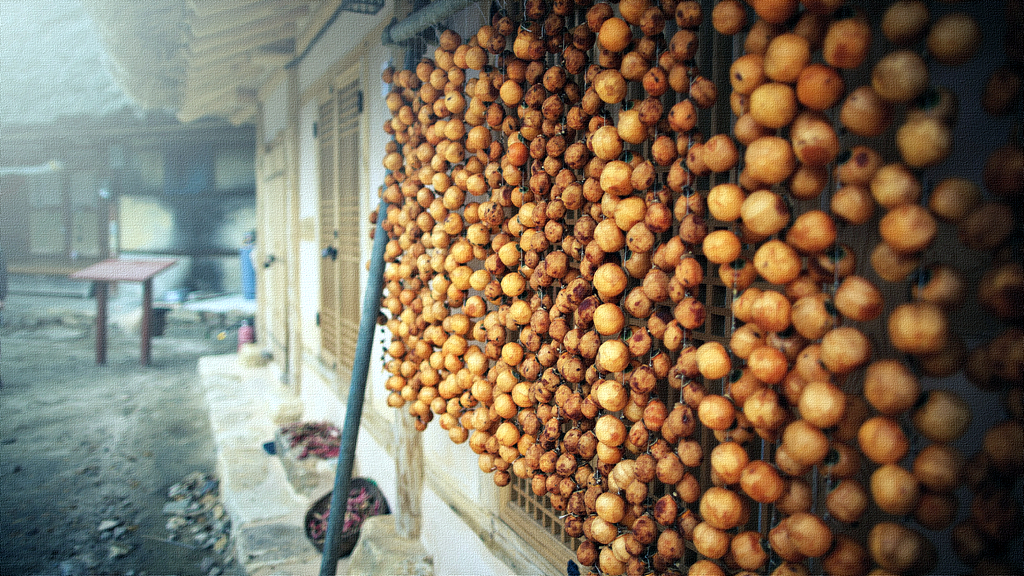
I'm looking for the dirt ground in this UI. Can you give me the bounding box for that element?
[0,306,245,576]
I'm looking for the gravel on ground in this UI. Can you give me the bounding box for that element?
[1,316,244,576]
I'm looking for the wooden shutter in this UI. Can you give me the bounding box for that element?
[317,94,339,365]
[318,80,362,374]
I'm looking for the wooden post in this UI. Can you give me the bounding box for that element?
[94,281,108,365]
[393,410,424,540]
[141,278,153,366]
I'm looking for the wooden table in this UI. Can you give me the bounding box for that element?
[70,258,177,366]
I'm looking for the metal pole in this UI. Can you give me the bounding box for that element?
[319,197,389,576]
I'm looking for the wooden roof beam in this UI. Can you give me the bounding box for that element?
[186,0,275,19]
[187,0,312,19]
[176,86,259,121]
[187,19,297,57]
[189,47,292,70]
[177,85,243,118]
[249,51,293,68]
[294,0,345,57]
[182,66,264,94]
[187,4,307,39]
[176,96,256,125]
[184,44,290,73]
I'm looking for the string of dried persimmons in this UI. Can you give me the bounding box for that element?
[373,0,1023,575]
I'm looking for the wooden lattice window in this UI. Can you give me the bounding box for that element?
[318,79,363,374]
[496,5,737,568]
[500,248,736,570]
[503,473,580,570]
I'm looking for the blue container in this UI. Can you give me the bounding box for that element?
[240,245,256,300]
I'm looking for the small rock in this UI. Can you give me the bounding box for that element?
[199,493,218,509]
[199,557,215,572]
[163,500,190,515]
[212,535,229,554]
[98,520,121,532]
[199,479,218,496]
[168,483,188,499]
[108,544,130,559]
[166,516,188,531]
[59,559,86,576]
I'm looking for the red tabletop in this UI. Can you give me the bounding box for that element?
[70,258,177,282]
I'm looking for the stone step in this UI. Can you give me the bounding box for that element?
[197,354,351,575]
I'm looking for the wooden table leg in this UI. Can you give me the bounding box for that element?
[95,281,108,365]
[141,278,153,366]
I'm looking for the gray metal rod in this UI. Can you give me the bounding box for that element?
[319,197,389,576]
[381,0,478,45]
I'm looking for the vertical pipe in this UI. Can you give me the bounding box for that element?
[319,197,389,576]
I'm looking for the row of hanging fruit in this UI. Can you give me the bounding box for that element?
[375,0,1022,574]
